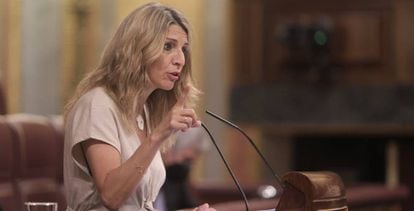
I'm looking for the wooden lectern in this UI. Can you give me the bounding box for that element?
[210,171,348,210]
[277,171,348,211]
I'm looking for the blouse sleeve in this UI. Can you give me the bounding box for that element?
[68,99,122,174]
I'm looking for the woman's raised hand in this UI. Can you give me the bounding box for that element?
[172,85,201,130]
[150,85,201,144]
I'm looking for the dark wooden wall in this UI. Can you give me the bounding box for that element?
[233,0,414,86]
[231,0,414,210]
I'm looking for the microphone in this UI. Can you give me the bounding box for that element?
[202,110,285,210]
[201,123,250,211]
[205,110,284,189]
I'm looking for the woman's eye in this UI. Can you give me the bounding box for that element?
[182,47,188,54]
[164,42,173,51]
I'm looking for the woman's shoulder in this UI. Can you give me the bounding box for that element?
[77,87,116,109]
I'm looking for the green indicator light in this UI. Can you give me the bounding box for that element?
[314,30,328,46]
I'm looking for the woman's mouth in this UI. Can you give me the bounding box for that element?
[167,72,180,81]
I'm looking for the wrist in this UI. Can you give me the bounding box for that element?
[149,133,163,147]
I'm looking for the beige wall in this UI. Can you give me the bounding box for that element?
[0,0,22,113]
[1,0,208,114]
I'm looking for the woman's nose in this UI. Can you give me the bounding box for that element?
[172,49,185,67]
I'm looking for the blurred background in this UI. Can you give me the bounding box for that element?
[1,0,414,210]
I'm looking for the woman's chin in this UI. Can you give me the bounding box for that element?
[160,84,175,91]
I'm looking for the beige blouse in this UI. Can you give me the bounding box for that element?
[64,87,166,211]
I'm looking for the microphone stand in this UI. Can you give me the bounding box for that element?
[201,123,251,211]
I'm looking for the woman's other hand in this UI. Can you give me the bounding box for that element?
[192,203,216,211]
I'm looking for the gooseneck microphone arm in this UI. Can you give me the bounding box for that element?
[205,110,284,187]
[201,123,250,211]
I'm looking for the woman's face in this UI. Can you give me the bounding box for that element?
[147,24,188,91]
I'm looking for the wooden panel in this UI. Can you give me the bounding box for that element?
[268,0,391,11]
[233,0,397,85]
[233,0,265,85]
[335,12,382,64]
[264,9,392,83]
[395,0,414,83]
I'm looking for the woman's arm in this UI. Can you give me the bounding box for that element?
[83,86,200,210]
[82,137,161,210]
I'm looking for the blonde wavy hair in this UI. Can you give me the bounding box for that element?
[64,3,200,144]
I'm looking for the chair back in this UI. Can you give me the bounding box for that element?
[0,117,21,210]
[7,114,60,179]
[6,114,66,211]
[0,82,6,114]
[0,117,16,181]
